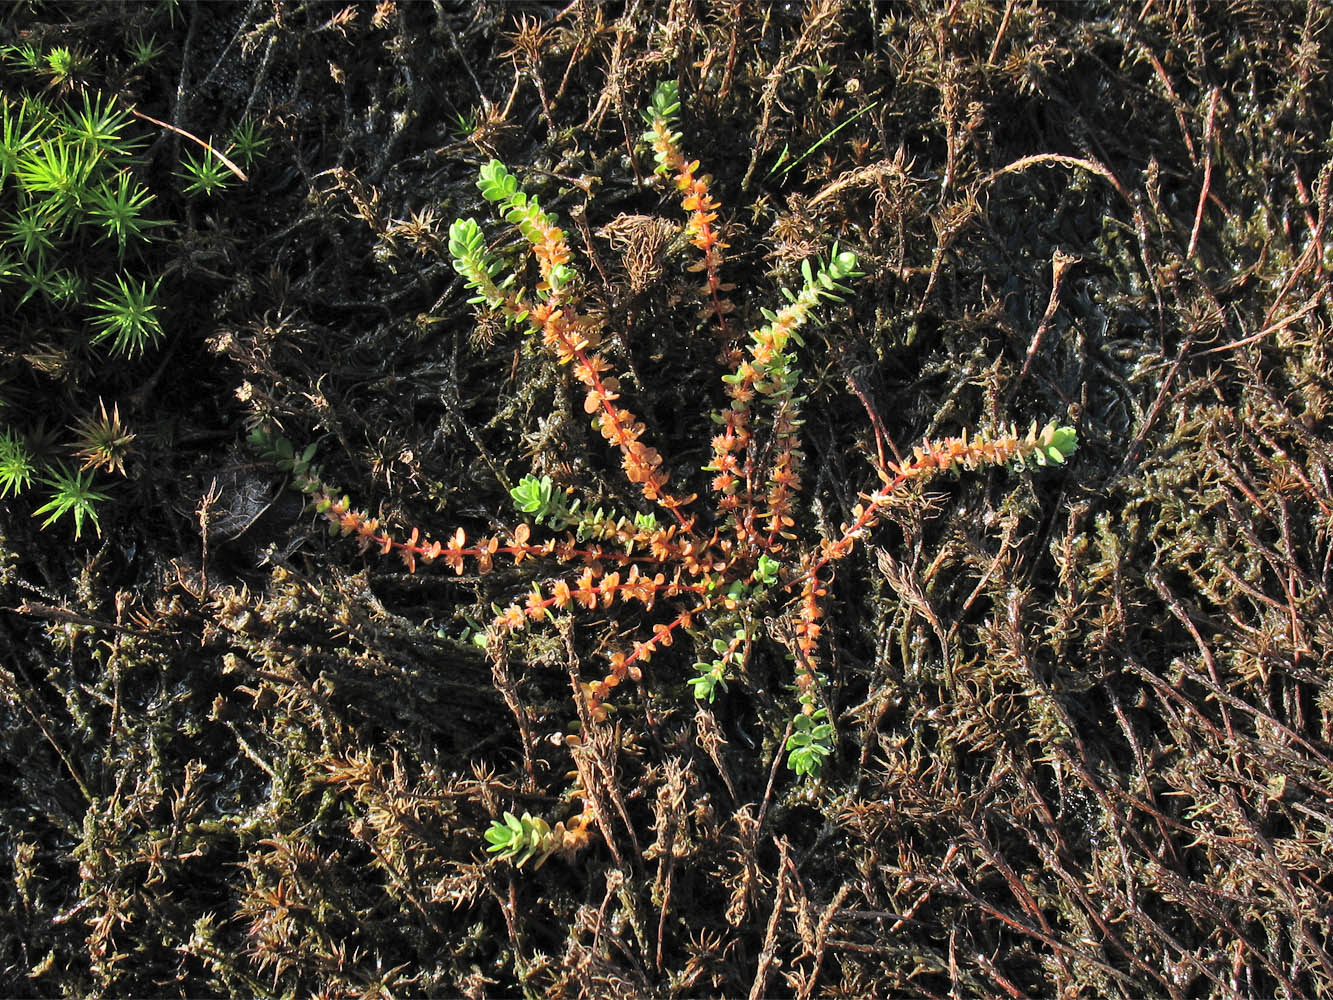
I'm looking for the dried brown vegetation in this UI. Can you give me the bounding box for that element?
[2,1,1331,997]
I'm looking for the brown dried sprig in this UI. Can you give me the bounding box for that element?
[69,399,134,478]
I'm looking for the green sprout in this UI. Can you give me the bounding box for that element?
[3,206,58,268]
[177,146,232,197]
[88,274,163,356]
[450,107,479,139]
[43,267,83,306]
[1022,422,1079,467]
[510,473,569,524]
[1,43,42,74]
[449,216,517,315]
[228,116,268,169]
[753,553,782,587]
[15,137,95,223]
[42,46,92,91]
[0,97,36,184]
[767,101,877,181]
[67,92,139,158]
[0,429,35,498]
[70,399,135,478]
[87,171,162,256]
[475,159,574,294]
[641,80,681,134]
[33,462,108,538]
[127,31,165,67]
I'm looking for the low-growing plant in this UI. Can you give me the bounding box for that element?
[127,30,165,68]
[171,116,264,198]
[177,145,232,197]
[255,81,1076,866]
[0,428,36,498]
[41,44,93,93]
[88,168,163,256]
[0,47,166,534]
[228,116,268,169]
[0,37,260,541]
[70,399,135,477]
[88,273,164,356]
[483,806,596,869]
[32,461,108,539]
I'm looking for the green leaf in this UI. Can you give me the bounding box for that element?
[753,554,781,587]
[642,81,681,126]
